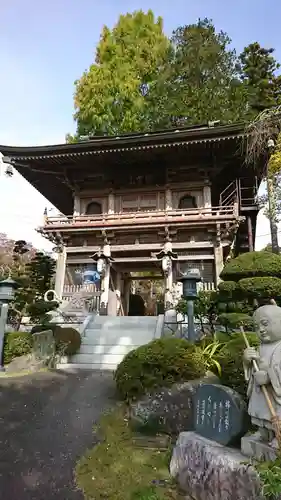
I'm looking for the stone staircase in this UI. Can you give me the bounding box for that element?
[57,315,164,371]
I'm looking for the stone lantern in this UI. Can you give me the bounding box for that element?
[0,277,18,371]
[179,268,201,342]
[0,277,18,303]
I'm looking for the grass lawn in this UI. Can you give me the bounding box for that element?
[76,404,181,500]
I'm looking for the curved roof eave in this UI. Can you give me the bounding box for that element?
[0,122,245,159]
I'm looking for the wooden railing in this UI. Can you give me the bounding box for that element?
[197,282,216,292]
[43,205,237,228]
[62,284,101,314]
[63,284,98,295]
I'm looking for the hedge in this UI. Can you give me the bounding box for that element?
[114,337,206,401]
[4,331,33,365]
[238,276,281,300]
[218,312,253,330]
[220,251,281,281]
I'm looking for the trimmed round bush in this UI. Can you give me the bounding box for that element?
[114,337,206,401]
[220,251,281,281]
[218,312,253,330]
[53,327,81,355]
[218,281,238,300]
[238,276,281,300]
[4,331,33,364]
[217,332,260,398]
[218,281,237,293]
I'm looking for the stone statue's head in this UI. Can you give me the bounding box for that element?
[253,305,281,343]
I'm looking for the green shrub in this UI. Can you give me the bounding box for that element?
[213,331,233,342]
[217,301,227,313]
[218,281,237,292]
[114,337,206,402]
[220,251,281,281]
[53,327,81,356]
[238,276,281,300]
[218,281,238,299]
[4,331,33,364]
[217,332,259,398]
[27,300,59,324]
[218,312,253,330]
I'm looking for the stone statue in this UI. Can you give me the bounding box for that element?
[243,304,281,448]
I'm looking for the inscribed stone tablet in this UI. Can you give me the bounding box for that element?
[193,384,249,445]
[33,329,55,361]
[130,381,196,435]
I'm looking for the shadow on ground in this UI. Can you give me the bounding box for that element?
[0,369,117,500]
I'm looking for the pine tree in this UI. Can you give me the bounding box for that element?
[165,18,248,125]
[239,42,281,113]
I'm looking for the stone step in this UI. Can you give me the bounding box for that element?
[60,315,163,371]
[87,316,158,329]
[78,343,139,355]
[70,351,133,365]
[83,330,157,345]
[57,362,117,371]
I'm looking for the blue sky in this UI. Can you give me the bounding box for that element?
[0,0,280,250]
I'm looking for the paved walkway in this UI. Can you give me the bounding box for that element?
[0,369,116,500]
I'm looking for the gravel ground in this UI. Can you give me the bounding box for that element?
[0,369,116,500]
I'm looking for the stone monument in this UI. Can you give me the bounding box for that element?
[170,305,281,498]
[193,384,249,446]
[170,383,262,500]
[242,304,281,461]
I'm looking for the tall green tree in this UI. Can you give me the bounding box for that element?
[239,42,281,113]
[71,10,171,138]
[69,14,281,138]
[164,18,248,125]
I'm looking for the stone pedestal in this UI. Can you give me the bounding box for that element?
[241,434,278,462]
[170,431,265,500]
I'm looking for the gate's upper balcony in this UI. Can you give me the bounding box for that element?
[42,204,239,233]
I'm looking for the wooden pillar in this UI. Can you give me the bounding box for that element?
[214,244,224,286]
[164,260,174,310]
[165,187,172,210]
[73,195,81,216]
[108,192,115,214]
[203,184,212,211]
[99,243,112,315]
[247,215,254,252]
[100,265,110,315]
[115,271,122,315]
[54,246,67,299]
[123,277,131,316]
